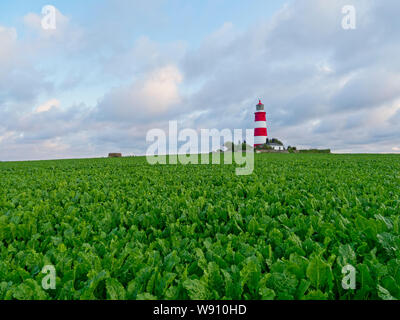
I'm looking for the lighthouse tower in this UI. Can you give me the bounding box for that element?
[254,100,268,147]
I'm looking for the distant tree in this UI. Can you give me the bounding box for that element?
[287,145,297,153]
[241,141,253,151]
[269,138,283,146]
[265,144,273,150]
[224,141,235,152]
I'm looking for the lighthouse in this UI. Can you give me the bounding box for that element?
[254,100,268,147]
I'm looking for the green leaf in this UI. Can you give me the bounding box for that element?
[259,287,276,300]
[80,270,109,300]
[240,256,261,294]
[136,292,157,300]
[164,251,181,273]
[306,256,333,290]
[12,279,47,300]
[377,285,397,300]
[183,279,209,300]
[337,244,356,267]
[296,279,311,300]
[304,290,328,300]
[106,278,126,300]
[266,271,298,298]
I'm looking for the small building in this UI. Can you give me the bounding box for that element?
[108,153,122,158]
[267,142,285,151]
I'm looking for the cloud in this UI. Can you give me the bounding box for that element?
[2,0,400,160]
[95,65,183,122]
[182,22,236,80]
[0,26,53,108]
[34,99,61,113]
[174,0,400,152]
[23,8,78,44]
[0,26,17,63]
[103,36,186,79]
[331,68,400,112]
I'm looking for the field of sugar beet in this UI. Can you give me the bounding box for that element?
[0,154,399,300]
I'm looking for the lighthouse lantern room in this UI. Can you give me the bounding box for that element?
[254,100,268,147]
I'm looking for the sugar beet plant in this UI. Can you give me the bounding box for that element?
[0,154,400,300]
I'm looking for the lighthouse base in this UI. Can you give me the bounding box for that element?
[254,136,267,146]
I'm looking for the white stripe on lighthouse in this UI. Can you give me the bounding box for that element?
[254,136,267,145]
[254,121,267,128]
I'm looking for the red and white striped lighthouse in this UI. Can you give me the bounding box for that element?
[254,100,268,147]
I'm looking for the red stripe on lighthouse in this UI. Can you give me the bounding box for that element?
[255,113,266,121]
[254,128,267,136]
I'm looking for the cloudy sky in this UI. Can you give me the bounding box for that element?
[0,0,399,161]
